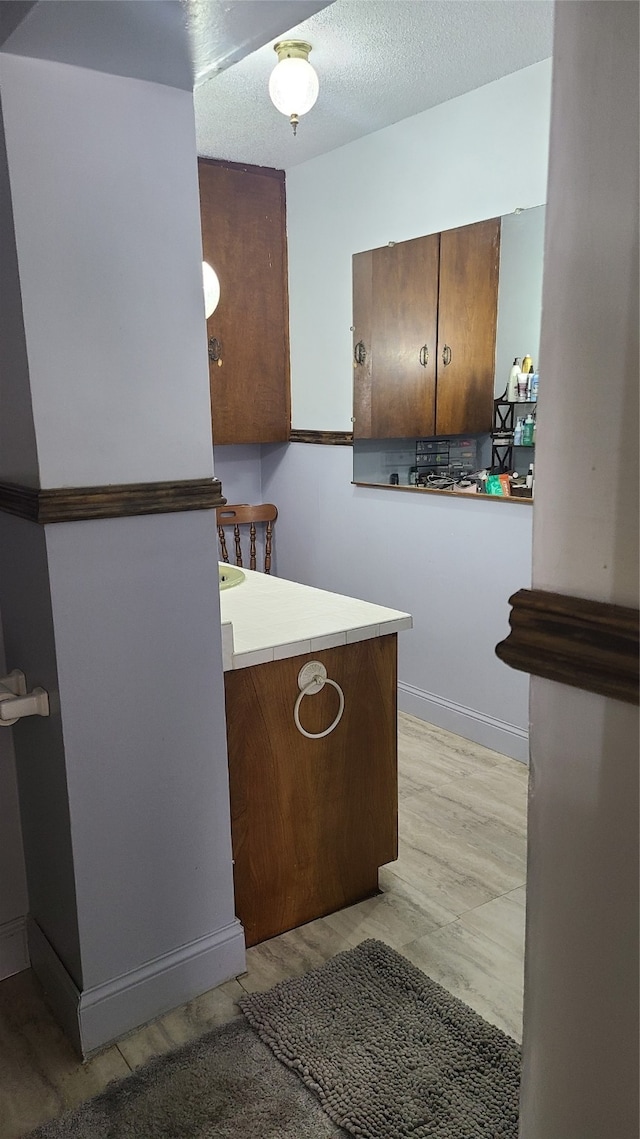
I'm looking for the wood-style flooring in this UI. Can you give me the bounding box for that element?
[0,712,528,1139]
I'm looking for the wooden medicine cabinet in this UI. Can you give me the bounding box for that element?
[198,158,291,446]
[352,217,501,440]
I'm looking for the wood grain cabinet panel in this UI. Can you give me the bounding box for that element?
[371,236,439,438]
[224,636,398,947]
[353,236,439,440]
[436,217,501,436]
[352,217,500,440]
[352,249,374,438]
[198,159,290,445]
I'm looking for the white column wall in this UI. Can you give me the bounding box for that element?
[520,3,639,1136]
[0,42,244,1049]
[0,53,214,488]
[45,514,237,987]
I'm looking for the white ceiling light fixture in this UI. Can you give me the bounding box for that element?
[202,260,220,319]
[269,40,319,136]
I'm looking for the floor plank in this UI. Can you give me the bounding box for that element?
[402,918,525,1041]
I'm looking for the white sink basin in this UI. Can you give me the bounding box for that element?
[219,565,245,590]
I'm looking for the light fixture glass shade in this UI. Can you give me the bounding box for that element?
[269,56,319,119]
[202,261,220,318]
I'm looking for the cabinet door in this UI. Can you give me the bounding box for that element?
[225,636,398,947]
[198,160,290,445]
[353,234,439,439]
[435,217,501,436]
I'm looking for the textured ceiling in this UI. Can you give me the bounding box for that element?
[193,0,554,170]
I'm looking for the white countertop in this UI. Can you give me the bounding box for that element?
[219,567,412,671]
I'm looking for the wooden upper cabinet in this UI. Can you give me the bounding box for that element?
[435,217,501,436]
[198,159,290,445]
[352,217,500,440]
[353,236,439,439]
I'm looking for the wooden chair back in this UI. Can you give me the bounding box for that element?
[216,504,278,574]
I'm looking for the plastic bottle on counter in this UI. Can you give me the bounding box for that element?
[530,371,539,401]
[521,354,533,377]
[522,414,535,446]
[514,417,524,446]
[507,358,521,401]
[526,463,535,489]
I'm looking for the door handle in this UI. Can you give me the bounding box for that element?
[208,336,223,366]
[419,345,429,367]
[353,340,366,367]
[442,344,452,366]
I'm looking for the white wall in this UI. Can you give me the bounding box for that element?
[262,444,532,759]
[520,4,639,1136]
[214,444,264,506]
[286,60,551,431]
[249,61,553,758]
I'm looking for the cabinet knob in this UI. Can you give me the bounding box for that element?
[442,344,452,366]
[419,344,429,367]
[353,340,367,367]
[208,336,222,364]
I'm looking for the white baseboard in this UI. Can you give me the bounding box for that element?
[398,681,529,763]
[28,916,246,1057]
[0,916,29,980]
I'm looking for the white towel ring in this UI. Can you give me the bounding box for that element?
[294,661,345,740]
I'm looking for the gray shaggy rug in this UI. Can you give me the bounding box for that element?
[241,939,521,1138]
[29,939,520,1138]
[29,1017,345,1138]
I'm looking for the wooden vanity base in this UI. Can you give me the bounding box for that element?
[224,635,398,947]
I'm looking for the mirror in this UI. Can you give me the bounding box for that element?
[352,204,545,498]
[494,205,545,397]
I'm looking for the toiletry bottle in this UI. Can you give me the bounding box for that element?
[522,414,534,446]
[507,358,520,402]
[521,354,533,377]
[514,417,523,446]
[530,371,539,401]
[517,371,528,401]
[526,463,534,489]
[526,365,535,400]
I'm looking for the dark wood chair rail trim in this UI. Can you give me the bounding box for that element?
[289,429,353,446]
[0,478,226,524]
[496,588,640,705]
